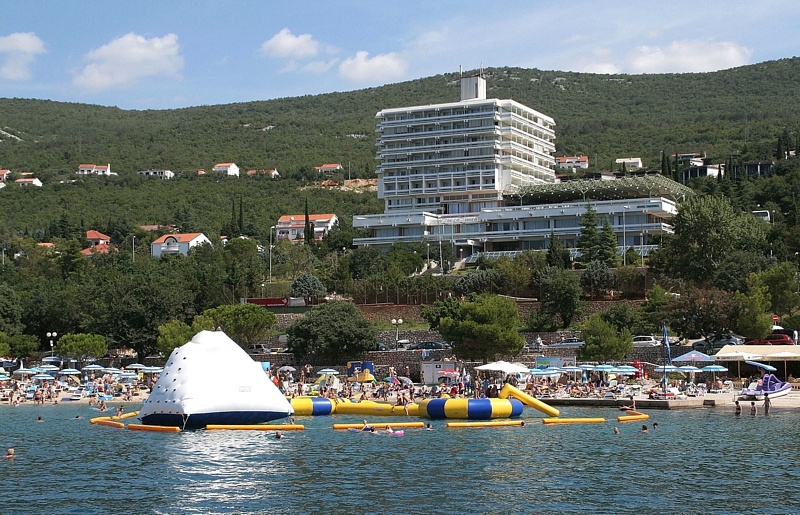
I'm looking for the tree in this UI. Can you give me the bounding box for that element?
[454,269,504,296]
[7,334,39,358]
[303,197,314,245]
[55,333,108,361]
[600,303,647,336]
[156,315,216,357]
[666,287,737,339]
[661,195,769,282]
[577,314,632,362]
[286,301,377,363]
[0,283,23,335]
[420,296,464,330]
[577,205,601,263]
[437,294,525,362]
[202,304,277,348]
[290,273,327,304]
[546,232,571,269]
[750,262,800,317]
[598,217,619,267]
[712,250,774,293]
[580,260,617,299]
[539,270,583,328]
[731,283,772,339]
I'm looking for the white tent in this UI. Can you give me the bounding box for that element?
[138,331,293,428]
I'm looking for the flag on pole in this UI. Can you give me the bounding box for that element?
[662,322,671,393]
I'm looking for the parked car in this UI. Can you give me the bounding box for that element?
[631,335,660,347]
[744,333,794,345]
[692,335,743,352]
[547,337,585,348]
[247,344,270,354]
[407,341,449,350]
[374,342,389,351]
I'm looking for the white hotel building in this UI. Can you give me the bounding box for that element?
[353,75,689,260]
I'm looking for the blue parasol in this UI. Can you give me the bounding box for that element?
[745,360,777,372]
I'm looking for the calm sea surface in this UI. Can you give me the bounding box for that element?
[1,402,798,514]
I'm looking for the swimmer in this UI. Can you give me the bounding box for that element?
[520,421,526,427]
[425,423,433,430]
[37,416,43,423]
[385,425,393,433]
[653,422,659,430]
[614,427,620,435]
[275,431,283,439]
[116,405,125,417]
[361,420,372,431]
[74,415,84,420]
[4,448,14,459]
[641,424,648,433]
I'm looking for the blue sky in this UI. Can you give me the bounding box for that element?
[2,0,798,110]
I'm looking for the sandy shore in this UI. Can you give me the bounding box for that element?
[3,389,799,412]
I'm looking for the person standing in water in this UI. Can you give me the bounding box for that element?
[734,400,741,416]
[763,393,771,415]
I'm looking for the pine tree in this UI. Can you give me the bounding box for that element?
[304,197,314,245]
[577,205,601,263]
[598,217,619,267]
[546,231,571,269]
[238,194,244,235]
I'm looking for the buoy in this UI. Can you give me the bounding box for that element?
[127,424,181,432]
[332,422,425,430]
[95,419,125,429]
[89,416,112,424]
[205,424,305,431]
[111,411,140,420]
[542,417,606,424]
[446,420,526,428]
[617,410,649,422]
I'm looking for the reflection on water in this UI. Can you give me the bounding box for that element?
[2,403,800,514]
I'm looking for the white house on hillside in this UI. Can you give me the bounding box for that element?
[77,163,114,176]
[212,163,240,177]
[315,163,343,174]
[151,233,211,257]
[615,157,643,169]
[15,177,42,187]
[276,213,338,243]
[139,169,174,179]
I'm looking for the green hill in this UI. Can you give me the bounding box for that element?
[0,58,799,239]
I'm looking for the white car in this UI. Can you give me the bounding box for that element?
[632,335,660,347]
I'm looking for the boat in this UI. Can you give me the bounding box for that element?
[138,330,293,429]
[740,373,792,400]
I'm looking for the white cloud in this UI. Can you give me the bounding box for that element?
[626,40,752,73]
[339,51,408,83]
[302,59,338,73]
[73,33,183,91]
[260,28,319,59]
[0,32,45,81]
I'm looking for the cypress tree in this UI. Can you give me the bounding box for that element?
[304,197,314,245]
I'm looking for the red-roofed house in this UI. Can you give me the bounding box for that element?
[77,163,114,176]
[15,177,42,187]
[81,243,114,257]
[151,232,211,257]
[275,213,338,243]
[246,169,280,178]
[212,163,240,177]
[315,163,343,174]
[0,170,10,181]
[86,230,111,246]
[555,156,590,170]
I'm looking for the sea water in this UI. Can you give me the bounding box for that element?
[1,402,799,514]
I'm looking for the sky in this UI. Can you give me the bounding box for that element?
[1,0,799,110]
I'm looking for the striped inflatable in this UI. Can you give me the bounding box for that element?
[418,398,523,420]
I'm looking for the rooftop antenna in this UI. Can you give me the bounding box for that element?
[459,65,462,78]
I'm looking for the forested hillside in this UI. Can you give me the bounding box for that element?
[0,58,798,243]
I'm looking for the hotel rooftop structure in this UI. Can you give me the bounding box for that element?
[353,74,692,261]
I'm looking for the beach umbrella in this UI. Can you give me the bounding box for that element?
[653,365,679,373]
[397,376,413,385]
[32,373,53,380]
[39,364,60,371]
[594,364,614,372]
[59,368,81,375]
[714,351,763,379]
[763,350,800,379]
[672,350,713,364]
[744,360,777,372]
[0,374,10,381]
[119,372,139,379]
[82,364,104,371]
[141,366,163,374]
[701,364,728,385]
[278,365,296,372]
[13,367,35,376]
[317,368,339,375]
[41,356,62,363]
[103,367,121,374]
[125,363,146,370]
